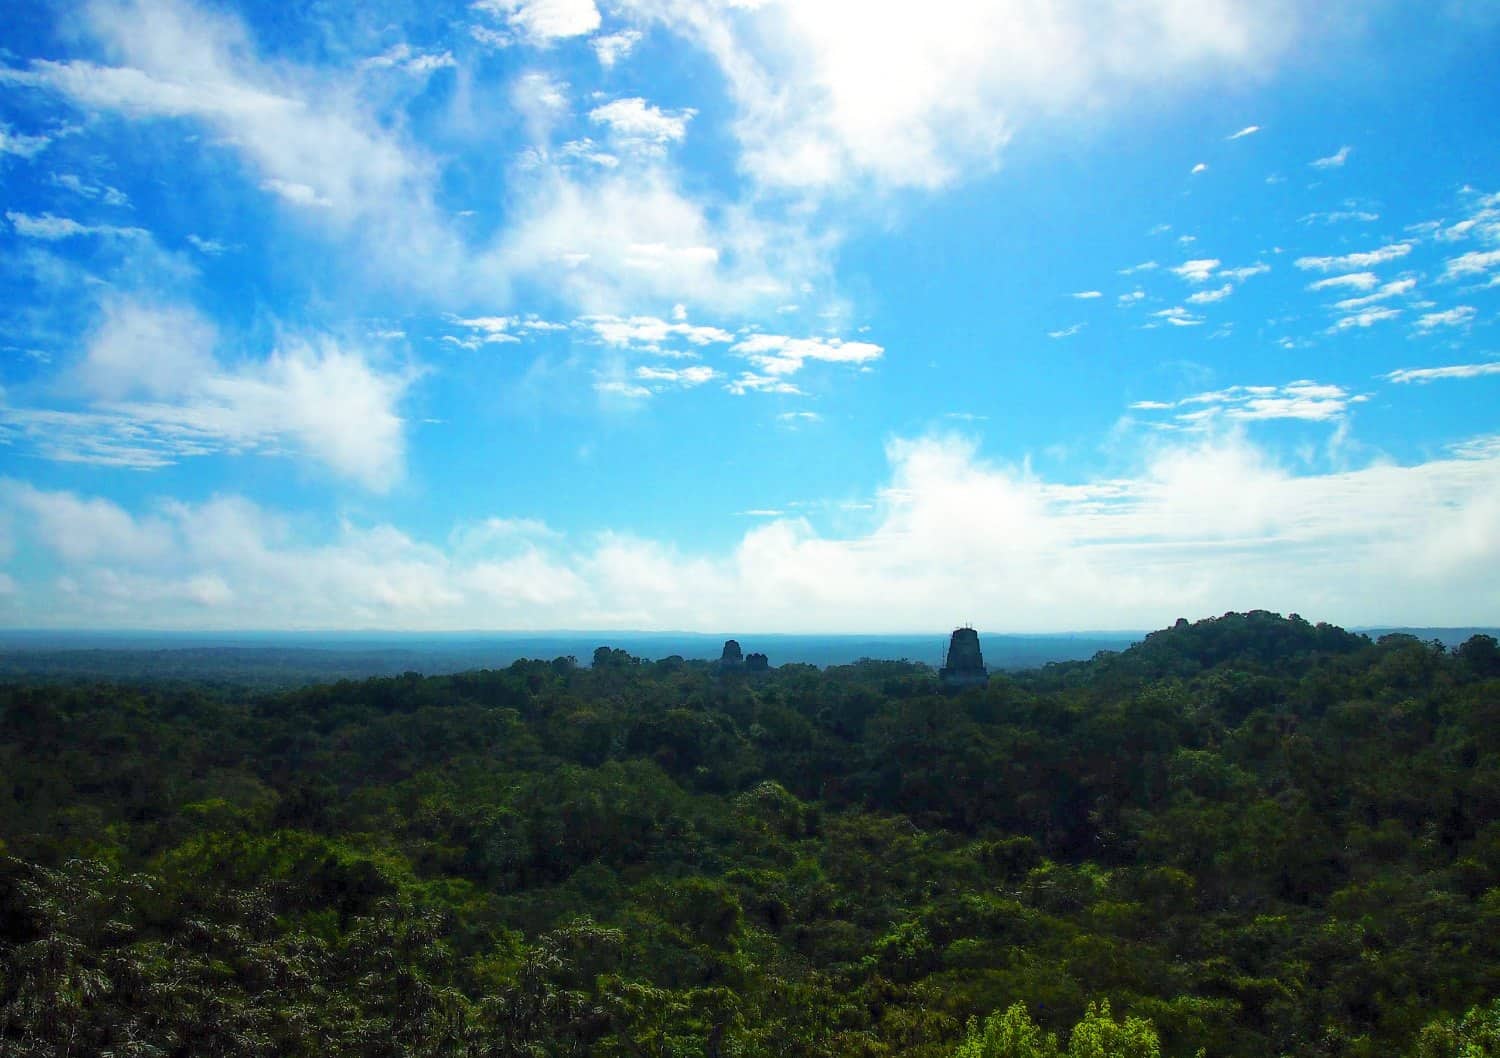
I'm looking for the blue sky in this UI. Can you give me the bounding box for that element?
[0,0,1497,632]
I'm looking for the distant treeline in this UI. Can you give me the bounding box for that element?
[0,632,1147,688]
[1,611,1498,1056]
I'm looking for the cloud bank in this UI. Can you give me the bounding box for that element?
[5,430,1497,631]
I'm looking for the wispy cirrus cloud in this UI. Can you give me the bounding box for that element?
[0,122,53,158]
[1226,124,1260,140]
[1296,243,1412,271]
[1414,305,1476,330]
[1300,208,1378,224]
[1131,379,1365,425]
[635,363,717,387]
[1384,360,1500,384]
[1331,277,1415,311]
[1443,248,1500,279]
[1310,145,1351,169]
[52,173,130,206]
[359,43,456,75]
[1331,307,1401,331]
[1308,272,1380,292]
[1221,263,1270,281]
[6,211,147,240]
[1186,283,1233,304]
[725,372,803,396]
[1151,307,1204,327]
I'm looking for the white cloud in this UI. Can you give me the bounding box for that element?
[617,0,1304,192]
[52,173,130,206]
[1117,290,1146,305]
[6,484,176,564]
[1308,271,1379,292]
[512,71,571,146]
[0,122,52,158]
[635,364,717,386]
[595,378,653,399]
[1331,277,1416,312]
[1190,162,1207,175]
[1152,307,1204,327]
[473,0,601,43]
[1172,258,1221,282]
[259,179,333,208]
[359,43,457,75]
[1310,145,1351,169]
[1131,379,1362,425]
[1300,209,1378,224]
[1,299,409,490]
[491,160,807,313]
[6,0,463,289]
[1295,243,1412,271]
[1048,323,1085,339]
[1414,306,1476,330]
[594,29,644,67]
[1186,283,1233,304]
[1431,190,1500,245]
[1226,124,1260,140]
[1071,290,1102,299]
[75,299,217,399]
[6,211,147,240]
[1332,307,1400,331]
[555,137,621,168]
[186,234,229,255]
[1444,249,1500,279]
[9,429,1500,630]
[725,372,803,396]
[582,314,733,351]
[589,97,695,148]
[1384,361,1500,384]
[730,333,883,377]
[446,315,526,347]
[1119,261,1158,275]
[1220,263,1270,281]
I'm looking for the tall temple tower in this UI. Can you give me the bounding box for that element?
[939,626,989,690]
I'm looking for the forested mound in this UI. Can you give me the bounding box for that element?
[2,611,1498,1057]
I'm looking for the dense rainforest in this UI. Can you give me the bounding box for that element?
[1,611,1498,1057]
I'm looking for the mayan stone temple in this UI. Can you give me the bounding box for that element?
[718,639,770,674]
[939,626,989,691]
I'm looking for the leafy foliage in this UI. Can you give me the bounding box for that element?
[0,611,1496,1056]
